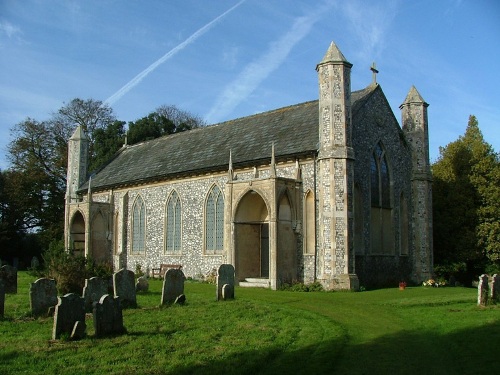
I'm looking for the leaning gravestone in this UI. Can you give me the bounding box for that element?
[113,269,136,308]
[477,274,489,306]
[161,268,185,305]
[0,265,17,294]
[93,294,125,337]
[216,264,235,301]
[30,278,58,317]
[83,277,108,312]
[490,274,498,303]
[135,276,149,292]
[0,280,4,318]
[52,293,86,340]
[30,256,40,270]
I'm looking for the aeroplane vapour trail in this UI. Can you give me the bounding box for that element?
[104,0,246,106]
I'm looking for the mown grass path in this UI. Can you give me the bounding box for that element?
[1,273,498,374]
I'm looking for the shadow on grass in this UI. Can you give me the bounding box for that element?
[164,322,500,375]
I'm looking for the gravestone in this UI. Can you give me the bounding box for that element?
[30,278,58,317]
[31,256,40,270]
[477,274,489,306]
[0,280,4,318]
[83,277,108,312]
[71,320,86,340]
[135,276,149,292]
[216,264,235,301]
[52,293,86,340]
[113,269,136,308]
[93,294,125,337]
[0,265,17,294]
[490,274,498,303]
[161,268,185,305]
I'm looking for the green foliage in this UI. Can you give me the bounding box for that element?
[42,239,112,294]
[91,120,126,172]
[433,115,500,282]
[279,281,324,292]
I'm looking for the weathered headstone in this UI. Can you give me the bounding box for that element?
[30,278,58,317]
[93,294,125,337]
[113,269,136,308]
[71,320,87,340]
[0,265,17,294]
[52,293,86,340]
[490,274,498,303]
[0,280,4,318]
[30,256,40,270]
[174,294,186,305]
[161,268,185,305]
[477,274,489,306]
[83,277,108,312]
[135,276,149,292]
[216,264,235,301]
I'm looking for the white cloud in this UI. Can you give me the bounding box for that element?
[0,20,21,39]
[205,1,335,124]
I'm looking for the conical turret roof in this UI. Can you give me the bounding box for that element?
[317,41,352,67]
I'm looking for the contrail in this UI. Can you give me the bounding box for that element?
[104,0,246,106]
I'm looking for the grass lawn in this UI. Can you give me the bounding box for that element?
[1,272,499,375]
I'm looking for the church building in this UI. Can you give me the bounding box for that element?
[64,41,433,290]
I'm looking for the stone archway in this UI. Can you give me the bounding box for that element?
[70,211,86,257]
[234,190,269,282]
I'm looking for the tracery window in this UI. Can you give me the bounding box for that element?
[132,195,146,254]
[370,142,394,254]
[205,185,224,253]
[166,191,181,253]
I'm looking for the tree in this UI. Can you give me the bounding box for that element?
[432,115,500,282]
[91,120,126,172]
[7,99,117,250]
[127,105,205,145]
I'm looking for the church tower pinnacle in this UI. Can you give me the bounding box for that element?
[316,41,358,290]
[66,125,89,202]
[400,86,433,283]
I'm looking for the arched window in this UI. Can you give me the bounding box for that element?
[354,184,364,254]
[370,142,394,254]
[304,190,315,255]
[166,191,181,253]
[132,196,146,254]
[205,185,224,254]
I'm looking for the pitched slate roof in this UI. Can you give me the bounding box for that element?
[81,85,379,193]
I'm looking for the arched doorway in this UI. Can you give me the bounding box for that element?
[234,190,269,282]
[70,211,86,257]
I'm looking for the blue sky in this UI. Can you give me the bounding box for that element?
[1,0,499,170]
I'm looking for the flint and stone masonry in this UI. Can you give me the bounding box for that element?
[64,41,433,290]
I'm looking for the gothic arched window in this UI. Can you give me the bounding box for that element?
[304,190,315,255]
[165,191,181,253]
[132,195,146,254]
[205,185,224,254]
[370,142,394,254]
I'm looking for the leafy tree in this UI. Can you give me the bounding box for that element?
[91,120,126,172]
[127,104,205,145]
[432,115,500,282]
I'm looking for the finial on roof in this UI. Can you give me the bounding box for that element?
[370,62,379,84]
[270,142,276,178]
[228,149,233,181]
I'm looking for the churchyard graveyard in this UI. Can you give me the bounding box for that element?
[0,270,499,375]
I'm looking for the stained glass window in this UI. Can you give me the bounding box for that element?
[132,196,145,253]
[166,191,181,253]
[205,185,224,253]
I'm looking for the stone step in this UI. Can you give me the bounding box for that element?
[239,278,270,288]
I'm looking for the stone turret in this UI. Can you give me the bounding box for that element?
[66,126,89,202]
[400,86,433,283]
[316,41,358,290]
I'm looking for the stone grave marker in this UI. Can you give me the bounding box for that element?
[30,278,58,317]
[0,280,4,318]
[161,268,185,305]
[216,264,235,301]
[52,293,86,340]
[135,276,149,292]
[113,269,136,308]
[0,265,17,294]
[93,294,125,337]
[30,256,40,270]
[477,274,489,306]
[490,274,498,303]
[83,277,108,312]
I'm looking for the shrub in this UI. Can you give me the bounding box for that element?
[280,281,324,292]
